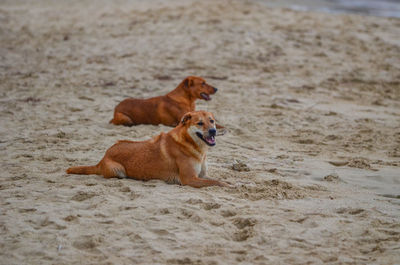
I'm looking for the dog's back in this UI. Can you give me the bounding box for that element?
[110,96,162,125]
[107,134,179,180]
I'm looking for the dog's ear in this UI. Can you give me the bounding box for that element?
[184,77,194,88]
[181,113,192,125]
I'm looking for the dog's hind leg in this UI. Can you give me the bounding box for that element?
[110,112,134,126]
[99,159,127,179]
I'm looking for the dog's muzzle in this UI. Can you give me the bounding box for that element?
[200,92,211,101]
[208,128,216,136]
[196,129,216,146]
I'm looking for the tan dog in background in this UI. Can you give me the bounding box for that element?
[67,111,228,188]
[110,76,218,127]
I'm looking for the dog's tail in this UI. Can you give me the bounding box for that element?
[66,165,99,175]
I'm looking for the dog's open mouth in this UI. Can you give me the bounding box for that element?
[200,92,211,101]
[196,132,216,146]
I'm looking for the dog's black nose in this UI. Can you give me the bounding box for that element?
[213,87,218,92]
[209,128,216,136]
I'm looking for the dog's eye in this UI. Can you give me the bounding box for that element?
[210,120,214,124]
[202,82,205,86]
[197,121,204,126]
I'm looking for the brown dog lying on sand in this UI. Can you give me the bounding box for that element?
[67,111,228,188]
[110,76,218,127]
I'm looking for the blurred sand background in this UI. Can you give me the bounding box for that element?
[0,0,399,264]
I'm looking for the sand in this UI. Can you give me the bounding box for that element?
[0,0,399,264]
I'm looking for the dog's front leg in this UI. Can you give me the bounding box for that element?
[216,124,227,136]
[181,176,228,188]
[199,159,207,178]
[178,160,227,188]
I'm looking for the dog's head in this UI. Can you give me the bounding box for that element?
[180,111,217,147]
[183,76,217,101]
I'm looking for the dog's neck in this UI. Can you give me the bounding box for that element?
[169,125,208,160]
[166,82,196,107]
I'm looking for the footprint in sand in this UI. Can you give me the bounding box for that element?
[231,160,250,172]
[119,186,131,192]
[72,235,103,253]
[336,207,365,215]
[39,155,57,162]
[167,257,202,264]
[328,157,377,171]
[27,216,67,230]
[230,179,306,200]
[202,202,221,210]
[232,228,253,242]
[63,215,78,222]
[71,191,97,201]
[18,208,37,213]
[231,217,257,242]
[323,173,340,182]
[185,198,203,204]
[178,208,202,223]
[220,209,237,218]
[158,208,170,215]
[151,229,170,236]
[232,217,257,229]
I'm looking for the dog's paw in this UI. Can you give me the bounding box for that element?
[220,181,234,188]
[216,124,227,136]
[216,128,227,136]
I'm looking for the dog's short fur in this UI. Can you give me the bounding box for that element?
[110,76,218,127]
[67,111,227,188]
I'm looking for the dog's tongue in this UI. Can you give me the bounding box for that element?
[200,93,211,101]
[205,135,215,145]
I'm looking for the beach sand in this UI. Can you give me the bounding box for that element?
[0,0,399,264]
